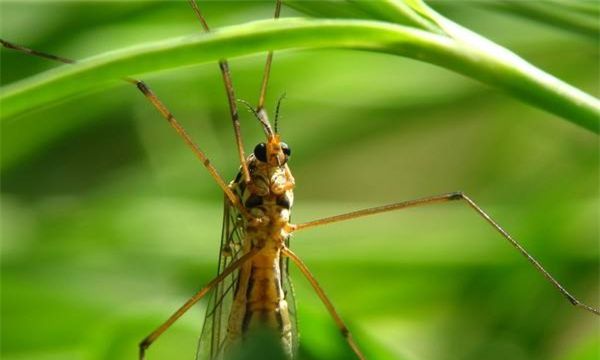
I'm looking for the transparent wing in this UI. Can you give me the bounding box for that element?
[282,236,299,357]
[196,198,245,360]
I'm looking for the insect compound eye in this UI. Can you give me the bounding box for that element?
[281,142,291,157]
[253,143,267,162]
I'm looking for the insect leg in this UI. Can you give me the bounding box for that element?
[129,79,248,216]
[0,39,75,64]
[292,191,600,316]
[187,0,251,184]
[139,248,259,360]
[0,39,250,216]
[256,0,283,113]
[282,247,366,360]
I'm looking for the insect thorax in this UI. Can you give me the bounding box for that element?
[232,155,295,245]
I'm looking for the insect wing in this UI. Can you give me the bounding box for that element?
[282,236,299,357]
[196,199,245,360]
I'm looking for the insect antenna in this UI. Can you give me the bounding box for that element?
[238,99,274,137]
[274,92,286,134]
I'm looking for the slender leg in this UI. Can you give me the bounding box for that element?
[0,39,75,64]
[188,0,283,142]
[292,191,599,316]
[257,0,283,113]
[255,0,283,131]
[139,248,258,360]
[128,79,248,217]
[0,39,249,216]
[282,247,366,360]
[187,0,251,184]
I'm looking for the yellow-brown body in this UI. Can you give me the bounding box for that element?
[224,152,296,357]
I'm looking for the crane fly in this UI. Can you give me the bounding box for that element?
[1,1,598,359]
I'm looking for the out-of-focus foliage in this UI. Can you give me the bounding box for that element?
[1,1,598,360]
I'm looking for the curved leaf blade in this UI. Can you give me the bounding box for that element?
[1,18,598,132]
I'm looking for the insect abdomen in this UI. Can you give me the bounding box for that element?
[243,257,285,330]
[226,250,293,358]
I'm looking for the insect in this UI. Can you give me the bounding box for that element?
[1,1,598,360]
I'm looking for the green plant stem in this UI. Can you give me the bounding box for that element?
[1,18,598,132]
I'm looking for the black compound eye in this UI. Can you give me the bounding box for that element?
[281,142,291,157]
[254,143,267,162]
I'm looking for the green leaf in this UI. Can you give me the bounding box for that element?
[1,17,599,133]
[484,0,600,39]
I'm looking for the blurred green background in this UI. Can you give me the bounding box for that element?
[1,1,598,360]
